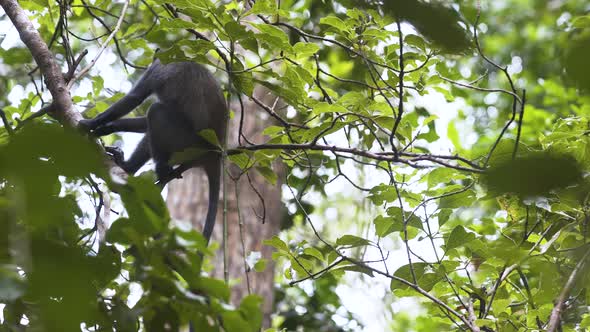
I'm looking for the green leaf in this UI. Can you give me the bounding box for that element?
[238,295,263,330]
[234,71,255,95]
[445,225,476,251]
[572,15,590,29]
[256,165,278,185]
[292,42,320,58]
[386,207,423,230]
[427,168,464,186]
[303,247,324,261]
[246,0,277,15]
[437,209,452,227]
[106,218,136,245]
[174,227,208,251]
[439,190,475,209]
[332,264,374,277]
[160,18,199,31]
[253,259,268,272]
[170,147,208,165]
[222,311,250,332]
[404,34,427,50]
[198,277,230,301]
[252,23,291,51]
[312,102,348,114]
[319,16,348,32]
[290,256,313,277]
[374,215,398,237]
[117,176,169,233]
[228,152,252,170]
[336,235,370,248]
[446,121,460,150]
[390,263,440,292]
[0,123,104,178]
[263,236,290,252]
[368,184,399,205]
[199,128,222,147]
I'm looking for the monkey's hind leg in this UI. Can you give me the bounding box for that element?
[105,135,151,175]
[146,102,196,181]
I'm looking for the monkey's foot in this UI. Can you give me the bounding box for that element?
[105,146,125,167]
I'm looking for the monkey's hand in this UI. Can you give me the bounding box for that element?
[78,119,98,133]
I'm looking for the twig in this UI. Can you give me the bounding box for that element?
[483,264,518,318]
[440,76,522,104]
[14,103,55,130]
[64,49,88,82]
[511,89,526,160]
[467,298,481,332]
[390,19,405,152]
[0,108,14,135]
[289,258,346,286]
[234,180,252,294]
[68,0,130,88]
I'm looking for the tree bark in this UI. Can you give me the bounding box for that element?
[166,89,283,327]
[0,0,76,124]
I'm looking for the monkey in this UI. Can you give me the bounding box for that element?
[79,58,227,244]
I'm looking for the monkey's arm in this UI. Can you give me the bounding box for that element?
[92,117,148,136]
[80,69,155,131]
[80,90,149,131]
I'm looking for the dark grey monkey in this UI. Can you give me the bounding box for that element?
[79,59,227,243]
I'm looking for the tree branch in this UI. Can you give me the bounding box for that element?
[0,0,77,126]
[0,0,127,182]
[546,249,590,332]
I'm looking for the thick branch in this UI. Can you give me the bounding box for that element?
[0,0,127,182]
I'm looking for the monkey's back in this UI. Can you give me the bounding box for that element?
[147,59,227,144]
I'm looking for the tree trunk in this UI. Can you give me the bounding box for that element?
[166,89,283,327]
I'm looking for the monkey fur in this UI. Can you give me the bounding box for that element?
[80,59,227,243]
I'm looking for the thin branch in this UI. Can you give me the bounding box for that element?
[250,95,306,129]
[467,298,481,332]
[390,19,405,152]
[229,144,483,173]
[0,109,14,135]
[511,89,526,159]
[68,0,131,88]
[234,180,252,295]
[440,76,522,104]
[64,49,88,82]
[289,258,346,286]
[546,248,590,332]
[483,264,518,318]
